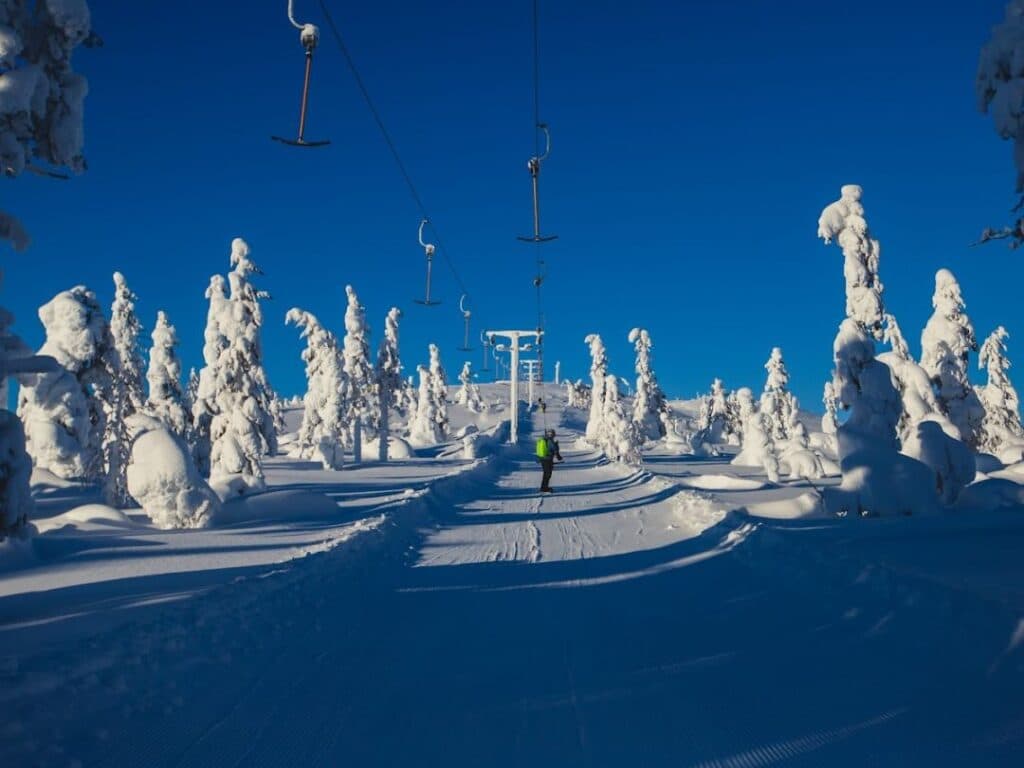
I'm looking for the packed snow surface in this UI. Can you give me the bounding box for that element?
[1,386,1023,767]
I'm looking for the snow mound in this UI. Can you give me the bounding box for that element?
[35,503,135,534]
[127,417,221,529]
[747,491,827,520]
[212,489,341,526]
[956,478,1024,513]
[679,474,768,492]
[363,436,414,461]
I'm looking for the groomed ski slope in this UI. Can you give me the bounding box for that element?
[2,394,1024,766]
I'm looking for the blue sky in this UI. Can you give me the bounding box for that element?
[4,0,1020,409]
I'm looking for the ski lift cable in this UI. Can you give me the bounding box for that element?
[531,0,547,392]
[316,0,471,300]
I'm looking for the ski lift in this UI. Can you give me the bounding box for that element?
[414,219,441,306]
[517,123,558,243]
[271,1,330,148]
[457,294,473,351]
[480,330,491,372]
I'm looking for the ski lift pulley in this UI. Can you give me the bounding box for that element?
[271,2,330,148]
[457,294,473,351]
[414,218,441,306]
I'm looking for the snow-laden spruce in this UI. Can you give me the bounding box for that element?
[286,308,345,469]
[819,185,936,516]
[696,378,729,444]
[920,269,984,449]
[454,361,484,413]
[207,239,277,490]
[192,275,230,476]
[821,381,838,436]
[597,375,643,465]
[978,326,1024,455]
[408,363,444,445]
[731,387,779,483]
[977,0,1024,244]
[0,0,92,251]
[427,343,449,437]
[565,379,591,409]
[628,328,667,440]
[584,334,608,443]
[760,347,797,442]
[341,285,374,461]
[883,314,912,361]
[17,286,109,480]
[146,311,189,438]
[110,272,146,413]
[374,307,403,462]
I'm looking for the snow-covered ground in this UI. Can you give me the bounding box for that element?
[1,385,1023,766]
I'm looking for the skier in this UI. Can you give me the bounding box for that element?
[536,428,563,493]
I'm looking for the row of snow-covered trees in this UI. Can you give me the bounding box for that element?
[573,328,671,465]
[14,239,279,514]
[286,290,467,468]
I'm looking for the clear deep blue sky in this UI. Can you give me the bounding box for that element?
[4,0,1019,409]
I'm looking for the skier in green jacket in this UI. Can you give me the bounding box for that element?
[535,428,563,493]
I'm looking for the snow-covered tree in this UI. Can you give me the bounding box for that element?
[207,239,276,487]
[186,367,199,412]
[883,314,911,361]
[978,325,1024,453]
[427,343,449,438]
[109,272,145,413]
[286,308,345,469]
[696,378,729,444]
[597,375,643,465]
[341,285,374,461]
[192,275,230,476]
[724,389,743,445]
[821,381,838,436]
[566,379,591,409]
[408,364,444,445]
[454,361,484,413]
[146,311,189,438]
[584,334,608,443]
[0,0,94,536]
[628,328,667,440]
[731,388,779,482]
[977,1,1024,246]
[374,307,403,462]
[819,185,931,516]
[760,348,797,442]
[18,286,109,480]
[920,268,984,448]
[0,0,94,250]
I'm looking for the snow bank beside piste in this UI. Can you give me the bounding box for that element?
[678,474,769,492]
[211,489,343,526]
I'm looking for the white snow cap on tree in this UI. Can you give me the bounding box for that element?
[822,381,839,436]
[760,347,796,442]
[978,1,1024,194]
[817,185,885,340]
[628,328,667,440]
[978,325,1024,453]
[598,375,643,465]
[408,363,444,445]
[584,334,608,443]
[883,314,911,361]
[455,361,484,413]
[146,311,189,438]
[0,0,93,251]
[427,343,449,437]
[286,308,345,470]
[208,238,276,487]
[730,387,779,482]
[17,285,108,480]
[191,274,230,476]
[819,187,935,516]
[109,271,146,414]
[920,268,984,448]
[342,285,375,432]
